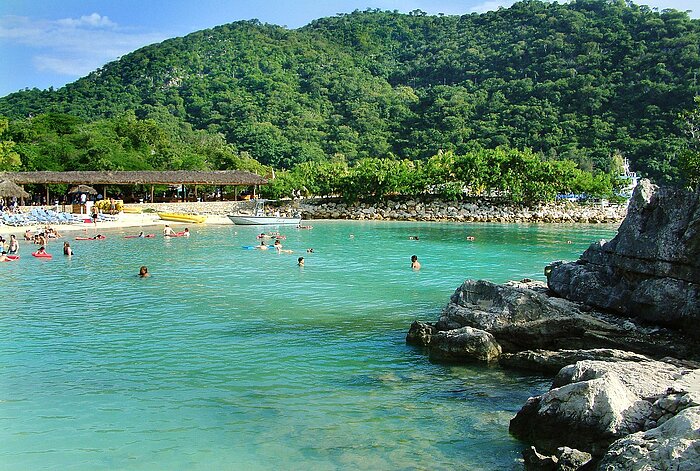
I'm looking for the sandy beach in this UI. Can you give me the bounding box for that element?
[0,212,234,237]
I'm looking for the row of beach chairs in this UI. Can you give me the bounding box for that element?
[1,208,85,226]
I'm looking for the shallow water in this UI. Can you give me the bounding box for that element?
[0,220,617,470]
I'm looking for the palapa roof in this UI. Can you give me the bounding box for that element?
[0,179,30,198]
[0,170,267,186]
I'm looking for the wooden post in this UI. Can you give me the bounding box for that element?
[194,185,198,201]
[150,185,154,203]
[45,186,49,206]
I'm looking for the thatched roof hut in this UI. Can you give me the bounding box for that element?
[0,179,30,199]
[0,170,267,186]
[0,170,268,203]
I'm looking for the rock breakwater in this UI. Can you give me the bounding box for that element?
[297,199,626,224]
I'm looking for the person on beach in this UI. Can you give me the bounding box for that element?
[63,241,73,256]
[36,246,47,255]
[24,229,33,241]
[163,225,175,236]
[138,231,145,238]
[297,257,304,267]
[466,236,475,241]
[138,266,150,277]
[91,205,99,225]
[255,240,268,250]
[411,255,421,270]
[0,251,16,262]
[183,228,190,237]
[409,236,419,240]
[8,235,18,255]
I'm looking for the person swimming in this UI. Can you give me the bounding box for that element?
[138,266,150,277]
[411,255,421,270]
[297,257,304,266]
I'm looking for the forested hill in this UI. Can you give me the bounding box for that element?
[1,0,699,182]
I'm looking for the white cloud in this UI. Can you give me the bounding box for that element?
[0,14,166,77]
[56,13,117,29]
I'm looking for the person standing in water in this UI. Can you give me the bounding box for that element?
[411,255,421,270]
[7,235,18,255]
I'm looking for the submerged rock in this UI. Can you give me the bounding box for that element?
[428,326,502,362]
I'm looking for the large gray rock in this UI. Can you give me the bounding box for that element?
[597,406,700,471]
[509,360,693,456]
[428,326,502,362]
[547,180,700,333]
[436,279,697,359]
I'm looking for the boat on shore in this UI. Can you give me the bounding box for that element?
[227,200,301,225]
[158,212,207,224]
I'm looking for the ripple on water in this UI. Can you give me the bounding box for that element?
[0,221,616,469]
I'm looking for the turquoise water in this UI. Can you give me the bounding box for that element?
[0,221,617,470]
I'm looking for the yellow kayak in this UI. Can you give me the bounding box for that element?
[158,212,207,224]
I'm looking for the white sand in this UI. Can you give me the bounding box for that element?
[0,213,234,237]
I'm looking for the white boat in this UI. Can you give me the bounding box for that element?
[227,200,302,225]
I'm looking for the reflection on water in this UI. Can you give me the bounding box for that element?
[0,221,617,469]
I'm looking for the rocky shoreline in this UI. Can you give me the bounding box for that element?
[123,198,627,224]
[407,180,700,470]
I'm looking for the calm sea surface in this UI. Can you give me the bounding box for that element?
[0,220,618,470]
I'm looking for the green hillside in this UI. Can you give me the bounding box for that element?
[0,0,698,184]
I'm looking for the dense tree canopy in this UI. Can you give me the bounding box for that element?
[0,0,698,189]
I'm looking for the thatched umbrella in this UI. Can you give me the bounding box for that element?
[0,179,30,199]
[68,184,98,195]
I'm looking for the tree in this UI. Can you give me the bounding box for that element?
[0,118,21,171]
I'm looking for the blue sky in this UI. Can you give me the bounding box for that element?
[0,0,697,97]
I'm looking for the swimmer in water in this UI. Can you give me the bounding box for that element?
[411,255,421,270]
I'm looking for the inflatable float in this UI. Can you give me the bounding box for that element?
[32,252,52,259]
[1,255,19,262]
[75,235,106,240]
[124,234,155,238]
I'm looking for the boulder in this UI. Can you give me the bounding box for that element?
[597,406,700,471]
[509,360,691,456]
[405,320,436,347]
[428,326,502,362]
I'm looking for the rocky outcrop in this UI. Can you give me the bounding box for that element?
[547,180,700,333]
[406,181,700,469]
[509,360,699,458]
[435,279,697,360]
[597,406,700,470]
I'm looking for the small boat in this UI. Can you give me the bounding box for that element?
[227,200,301,226]
[158,212,207,224]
